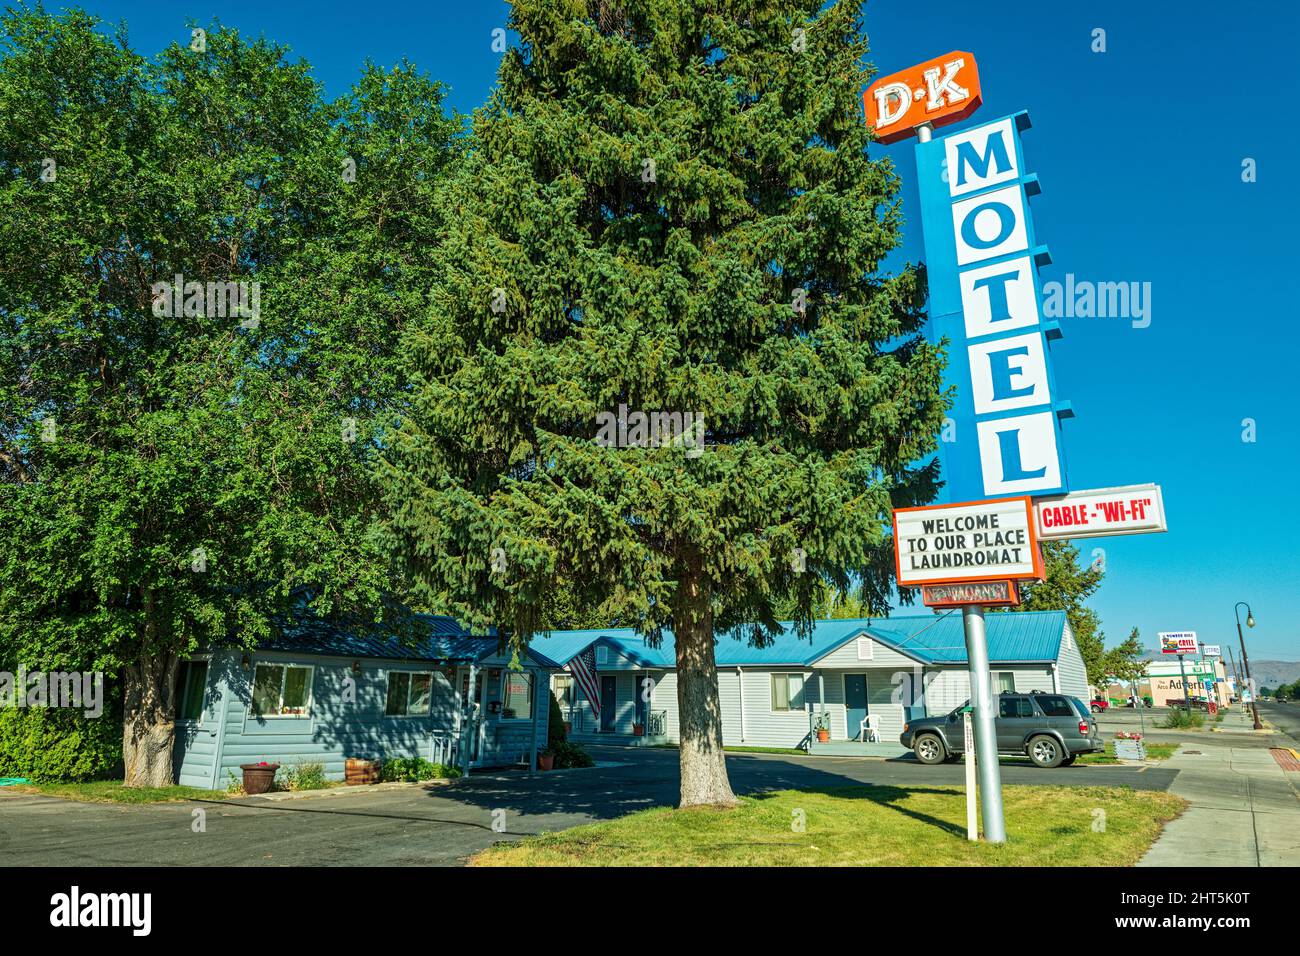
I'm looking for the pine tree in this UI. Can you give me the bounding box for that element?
[383,0,945,806]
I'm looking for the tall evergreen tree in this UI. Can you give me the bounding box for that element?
[0,9,458,784]
[383,0,945,806]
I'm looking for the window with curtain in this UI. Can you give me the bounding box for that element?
[251,664,313,717]
[502,671,533,719]
[385,671,434,717]
[770,673,805,712]
[175,660,208,721]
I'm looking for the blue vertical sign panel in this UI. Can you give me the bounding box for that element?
[916,111,1071,502]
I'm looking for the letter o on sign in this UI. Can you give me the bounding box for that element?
[960,201,1015,251]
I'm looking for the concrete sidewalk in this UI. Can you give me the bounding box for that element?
[1138,738,1299,866]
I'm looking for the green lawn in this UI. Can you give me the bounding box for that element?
[1076,742,1179,764]
[651,743,807,756]
[14,781,228,804]
[473,784,1186,867]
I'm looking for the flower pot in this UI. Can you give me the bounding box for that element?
[240,762,280,795]
[632,724,645,736]
[345,758,382,785]
[816,729,830,743]
[537,752,555,771]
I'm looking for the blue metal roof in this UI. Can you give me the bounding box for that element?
[535,610,1068,668]
[261,610,552,667]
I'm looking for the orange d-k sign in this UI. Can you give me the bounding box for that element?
[863,52,982,143]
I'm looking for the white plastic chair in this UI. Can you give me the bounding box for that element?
[860,714,881,743]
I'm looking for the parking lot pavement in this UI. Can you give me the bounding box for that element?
[0,744,1176,867]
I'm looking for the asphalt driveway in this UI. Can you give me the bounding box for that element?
[0,746,1175,867]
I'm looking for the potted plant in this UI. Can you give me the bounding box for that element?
[814,714,830,743]
[632,722,644,736]
[537,749,555,771]
[239,761,280,795]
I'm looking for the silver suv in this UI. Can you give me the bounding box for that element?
[900,690,1104,768]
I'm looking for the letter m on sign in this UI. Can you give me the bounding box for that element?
[945,116,1025,197]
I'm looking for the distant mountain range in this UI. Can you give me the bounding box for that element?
[1141,650,1299,689]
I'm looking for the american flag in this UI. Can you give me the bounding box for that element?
[567,645,601,719]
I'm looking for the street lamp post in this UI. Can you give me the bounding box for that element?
[1234,602,1263,731]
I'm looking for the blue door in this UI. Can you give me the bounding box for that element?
[844,674,869,741]
[600,676,617,732]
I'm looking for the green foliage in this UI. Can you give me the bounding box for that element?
[1159,709,1204,730]
[551,740,593,770]
[547,690,567,751]
[1007,541,1107,687]
[1103,627,1147,685]
[275,760,328,791]
[379,756,461,782]
[381,0,945,659]
[0,705,123,783]
[0,8,461,770]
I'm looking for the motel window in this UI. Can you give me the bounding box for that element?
[553,674,574,708]
[175,660,208,722]
[993,672,1016,694]
[502,671,533,719]
[771,673,805,712]
[385,671,434,717]
[252,664,313,717]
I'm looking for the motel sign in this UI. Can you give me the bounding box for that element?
[915,112,1071,502]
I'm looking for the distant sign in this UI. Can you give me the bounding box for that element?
[922,579,1020,608]
[1159,632,1198,655]
[1202,645,1221,658]
[1034,484,1166,540]
[894,497,1043,586]
[863,52,982,144]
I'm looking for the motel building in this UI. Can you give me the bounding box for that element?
[1144,658,1232,709]
[537,610,1088,755]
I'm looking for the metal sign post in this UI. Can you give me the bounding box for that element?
[962,708,977,840]
[962,605,1006,843]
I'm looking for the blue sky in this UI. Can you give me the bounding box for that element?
[61,1,1297,659]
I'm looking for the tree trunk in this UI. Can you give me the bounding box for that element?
[673,558,738,809]
[122,633,179,787]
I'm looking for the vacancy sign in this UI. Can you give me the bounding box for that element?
[894,497,1043,586]
[1035,484,1166,540]
[1160,632,1198,655]
[1202,645,1222,657]
[922,579,1020,608]
[864,52,982,144]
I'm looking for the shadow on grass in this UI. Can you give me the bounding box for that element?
[750,785,968,838]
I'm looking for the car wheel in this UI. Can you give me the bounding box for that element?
[1090,704,1101,713]
[914,733,947,765]
[1028,735,1064,768]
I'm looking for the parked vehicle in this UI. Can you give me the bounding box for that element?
[1165,696,1211,711]
[899,691,1104,768]
[1089,697,1109,712]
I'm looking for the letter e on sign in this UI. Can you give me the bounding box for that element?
[864,52,982,144]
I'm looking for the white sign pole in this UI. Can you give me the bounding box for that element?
[962,604,1007,843]
[963,709,977,840]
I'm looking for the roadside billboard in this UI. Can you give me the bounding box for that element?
[1159,632,1198,655]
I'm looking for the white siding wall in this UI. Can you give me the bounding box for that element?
[1056,622,1089,701]
[923,664,1058,714]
